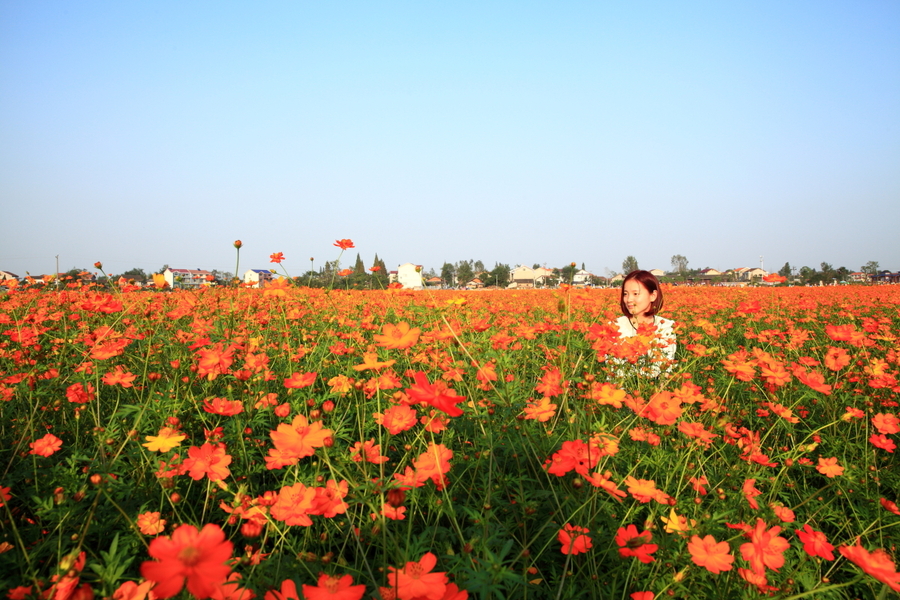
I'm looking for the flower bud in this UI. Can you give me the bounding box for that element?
[234,240,243,249]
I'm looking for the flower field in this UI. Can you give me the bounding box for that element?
[1,277,899,599]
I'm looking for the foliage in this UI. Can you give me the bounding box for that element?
[1,278,899,599]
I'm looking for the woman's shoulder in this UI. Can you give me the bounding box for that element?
[655,316,676,332]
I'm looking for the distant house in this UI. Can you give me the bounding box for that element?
[743,268,767,280]
[648,269,665,278]
[573,269,593,285]
[244,269,275,288]
[466,277,484,289]
[610,273,625,283]
[425,276,442,288]
[396,263,424,289]
[164,268,213,289]
[510,265,536,288]
[534,267,554,286]
[700,268,722,276]
[0,271,19,281]
[850,272,869,282]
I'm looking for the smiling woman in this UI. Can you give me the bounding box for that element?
[613,270,677,376]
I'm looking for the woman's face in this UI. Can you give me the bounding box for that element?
[623,279,658,319]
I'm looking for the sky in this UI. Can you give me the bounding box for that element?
[2,1,898,279]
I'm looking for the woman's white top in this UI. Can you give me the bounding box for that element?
[614,315,677,376]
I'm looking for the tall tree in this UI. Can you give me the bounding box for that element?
[353,253,366,275]
[778,262,792,278]
[622,256,639,274]
[456,260,474,285]
[440,262,456,286]
[473,260,485,274]
[862,261,880,276]
[485,262,511,287]
[670,255,688,275]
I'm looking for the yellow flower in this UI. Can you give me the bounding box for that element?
[142,427,186,452]
[661,507,696,535]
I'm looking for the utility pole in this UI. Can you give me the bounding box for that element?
[55,255,59,291]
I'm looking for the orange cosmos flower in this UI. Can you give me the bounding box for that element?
[284,371,317,389]
[405,372,465,417]
[557,524,592,555]
[872,413,899,435]
[373,322,421,349]
[152,273,169,289]
[137,511,166,535]
[140,523,233,599]
[688,534,734,574]
[301,573,366,600]
[824,346,850,371]
[338,268,353,277]
[816,456,844,478]
[349,439,390,464]
[269,252,284,263]
[269,482,317,526]
[881,498,900,516]
[742,478,762,510]
[265,579,299,600]
[535,367,565,397]
[102,366,137,388]
[615,525,657,563]
[113,580,155,600]
[795,524,834,560]
[643,390,683,425]
[584,470,627,500]
[623,476,670,504]
[523,397,557,422]
[182,443,232,482]
[30,433,62,457]
[333,239,355,250]
[374,404,418,435]
[386,552,448,600]
[839,539,900,591]
[352,352,396,372]
[739,518,789,575]
[203,398,244,416]
[870,434,896,453]
[269,414,333,463]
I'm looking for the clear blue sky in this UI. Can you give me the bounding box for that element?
[2,1,898,278]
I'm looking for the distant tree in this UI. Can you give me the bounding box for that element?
[122,268,147,282]
[456,261,474,286]
[622,256,639,274]
[862,261,880,276]
[473,260,485,274]
[560,264,577,283]
[820,262,836,283]
[484,263,511,287]
[371,254,389,288]
[353,253,366,276]
[532,263,541,270]
[156,264,170,274]
[440,262,456,286]
[670,255,689,275]
[211,269,233,282]
[835,266,850,281]
[778,262,792,278]
[799,266,817,284]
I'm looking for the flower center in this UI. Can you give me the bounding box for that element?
[177,545,202,566]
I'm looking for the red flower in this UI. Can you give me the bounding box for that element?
[558,524,592,555]
[30,433,63,457]
[615,525,657,563]
[880,498,900,516]
[301,573,366,600]
[284,371,317,389]
[140,523,233,599]
[795,524,834,560]
[387,552,448,600]
[870,434,896,453]
[688,534,734,574]
[182,443,232,482]
[739,518,789,575]
[270,252,285,264]
[839,539,900,591]
[334,239,355,250]
[405,372,465,417]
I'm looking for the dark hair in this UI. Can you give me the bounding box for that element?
[620,270,664,317]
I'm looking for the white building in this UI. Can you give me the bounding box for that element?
[396,263,424,289]
[244,269,275,288]
[164,268,213,289]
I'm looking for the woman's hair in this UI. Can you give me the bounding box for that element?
[620,270,664,317]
